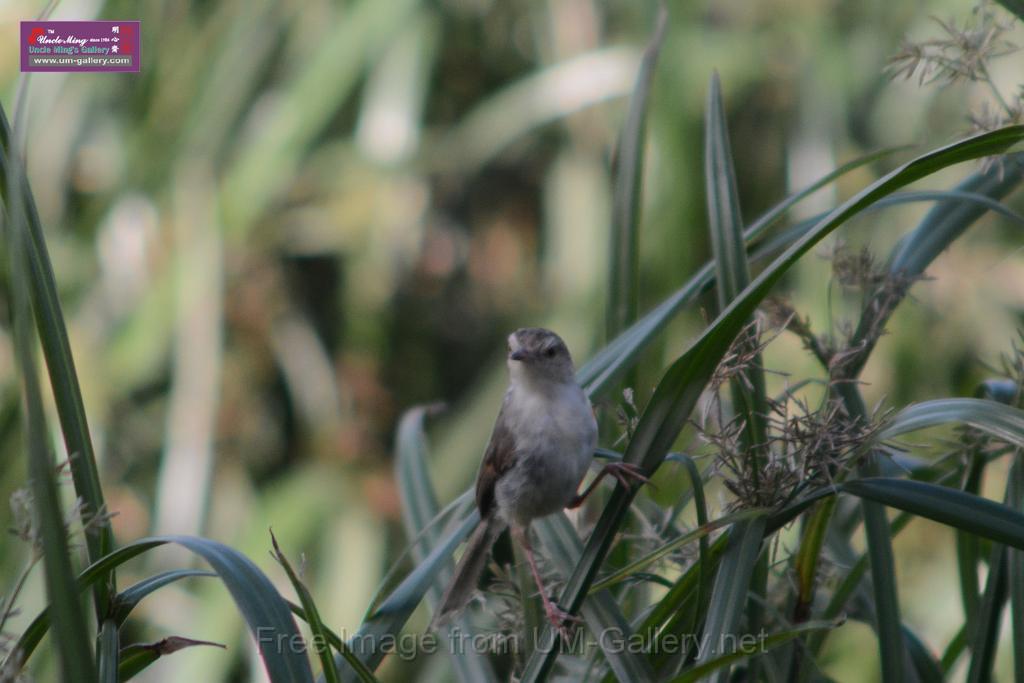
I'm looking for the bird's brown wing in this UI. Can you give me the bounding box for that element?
[475,394,517,518]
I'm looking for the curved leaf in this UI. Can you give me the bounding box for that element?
[118,636,226,682]
[879,398,1024,446]
[8,536,313,683]
[842,478,1024,550]
[271,532,346,683]
[112,570,217,626]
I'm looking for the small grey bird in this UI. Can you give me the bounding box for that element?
[432,327,648,633]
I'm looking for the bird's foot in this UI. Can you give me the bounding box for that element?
[603,461,651,490]
[542,597,582,642]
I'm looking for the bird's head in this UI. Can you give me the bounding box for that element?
[506,327,577,387]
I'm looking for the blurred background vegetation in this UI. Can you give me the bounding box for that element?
[1,0,1023,680]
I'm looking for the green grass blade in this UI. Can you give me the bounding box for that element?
[98,619,119,683]
[111,570,217,626]
[804,510,914,663]
[675,454,711,639]
[742,145,909,237]
[890,152,1024,277]
[270,532,349,683]
[793,498,837,622]
[288,602,372,679]
[362,490,473,618]
[395,405,444,551]
[877,189,1024,225]
[0,101,114,618]
[842,478,1024,550]
[671,620,841,683]
[705,72,752,308]
[861,496,905,683]
[161,535,314,682]
[639,534,729,666]
[519,124,1024,682]
[9,540,166,669]
[1010,463,1024,682]
[704,72,769,454]
[692,515,766,681]
[843,155,1024,380]
[941,624,969,674]
[879,397,1024,445]
[606,4,667,338]
[633,126,1024,479]
[789,500,842,681]
[966,546,1008,683]
[956,448,986,638]
[589,509,762,593]
[393,405,497,683]
[901,623,945,683]
[118,637,226,682]
[3,109,97,683]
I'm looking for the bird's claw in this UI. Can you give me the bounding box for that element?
[605,461,651,491]
[543,600,582,642]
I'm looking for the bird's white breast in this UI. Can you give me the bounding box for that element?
[495,381,597,525]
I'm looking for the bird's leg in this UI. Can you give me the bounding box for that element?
[567,461,650,509]
[510,523,580,640]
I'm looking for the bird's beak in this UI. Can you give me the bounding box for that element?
[509,349,527,361]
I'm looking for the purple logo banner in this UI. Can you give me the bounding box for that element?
[21,21,140,73]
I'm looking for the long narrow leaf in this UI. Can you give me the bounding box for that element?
[0,102,114,616]
[693,515,767,681]
[3,108,97,683]
[606,4,667,338]
[889,152,1024,277]
[842,478,1024,551]
[861,494,905,683]
[902,623,945,683]
[1011,463,1024,682]
[393,406,496,683]
[98,619,119,683]
[271,532,346,683]
[879,397,1024,446]
[111,570,217,626]
[966,546,1008,683]
[589,509,762,593]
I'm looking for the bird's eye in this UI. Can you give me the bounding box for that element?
[545,347,556,358]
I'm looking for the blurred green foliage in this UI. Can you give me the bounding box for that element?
[2,0,1024,681]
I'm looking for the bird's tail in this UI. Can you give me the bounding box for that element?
[430,514,506,630]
